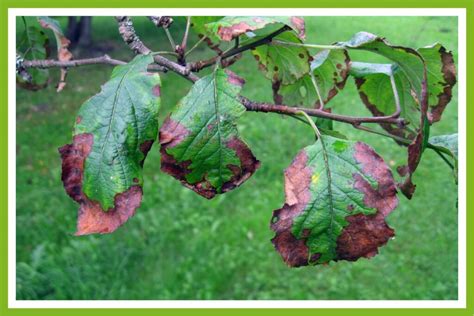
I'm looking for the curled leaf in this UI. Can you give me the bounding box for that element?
[38,16,73,92]
[159,69,260,199]
[271,136,398,266]
[205,16,305,41]
[59,55,161,235]
[418,43,457,123]
[339,32,429,198]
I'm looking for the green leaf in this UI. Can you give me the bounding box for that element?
[251,31,310,86]
[38,16,73,92]
[278,49,350,107]
[350,62,420,140]
[428,133,458,183]
[418,43,457,123]
[205,16,305,41]
[271,135,398,266]
[338,32,430,199]
[16,21,49,90]
[160,69,260,199]
[59,54,161,235]
[190,16,223,50]
[429,133,458,158]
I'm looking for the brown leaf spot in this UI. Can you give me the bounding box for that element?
[298,53,305,59]
[217,22,252,41]
[225,69,245,87]
[271,150,313,267]
[75,116,82,124]
[152,84,161,97]
[336,142,398,260]
[290,16,305,39]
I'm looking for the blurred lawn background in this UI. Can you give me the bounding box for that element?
[16,15,458,300]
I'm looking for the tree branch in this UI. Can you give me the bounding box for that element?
[239,96,406,126]
[23,55,126,68]
[20,18,407,128]
[115,16,199,82]
[187,25,291,72]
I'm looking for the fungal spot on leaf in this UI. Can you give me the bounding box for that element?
[152,85,161,96]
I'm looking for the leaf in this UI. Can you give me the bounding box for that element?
[159,69,260,199]
[251,31,310,86]
[190,16,223,51]
[16,22,49,90]
[350,62,420,140]
[429,133,458,158]
[278,49,350,107]
[429,133,458,183]
[205,16,305,42]
[271,136,398,266]
[58,55,161,235]
[338,32,429,199]
[417,43,457,123]
[38,16,73,92]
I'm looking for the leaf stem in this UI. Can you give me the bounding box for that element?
[164,28,176,50]
[271,40,345,50]
[296,110,321,140]
[185,36,207,57]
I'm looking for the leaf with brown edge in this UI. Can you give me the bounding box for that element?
[59,55,161,235]
[38,16,73,92]
[350,62,420,140]
[338,32,430,199]
[205,16,305,42]
[418,43,457,123]
[271,135,398,266]
[159,68,260,199]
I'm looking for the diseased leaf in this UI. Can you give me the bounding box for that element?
[205,16,305,41]
[418,43,457,123]
[190,16,223,52]
[38,16,73,92]
[350,62,420,140]
[252,31,310,86]
[271,136,398,266]
[16,23,49,90]
[59,55,161,235]
[278,49,350,107]
[338,32,429,199]
[160,69,260,199]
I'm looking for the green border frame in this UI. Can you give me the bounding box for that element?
[2,1,471,315]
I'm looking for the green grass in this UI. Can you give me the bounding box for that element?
[16,16,458,300]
